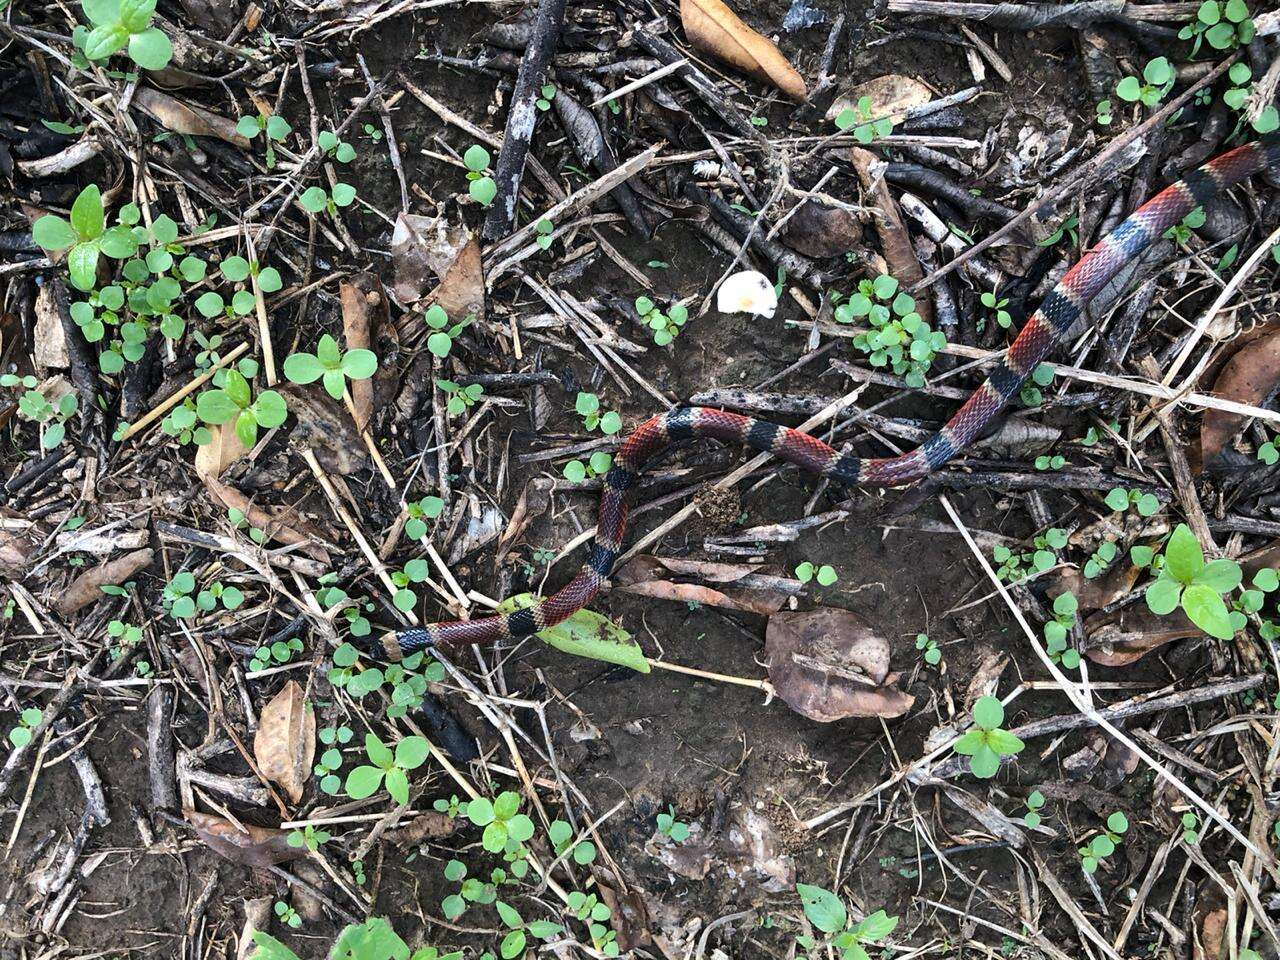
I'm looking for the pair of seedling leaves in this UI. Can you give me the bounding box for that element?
[1145,524,1239,640]
[79,0,172,70]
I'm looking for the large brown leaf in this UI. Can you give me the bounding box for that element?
[1200,328,1280,469]
[194,421,247,480]
[184,809,304,867]
[679,0,806,101]
[765,608,914,721]
[1083,605,1200,667]
[252,681,315,804]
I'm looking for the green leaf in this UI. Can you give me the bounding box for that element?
[968,743,1001,778]
[84,22,129,60]
[196,389,239,424]
[1164,524,1204,584]
[469,176,497,206]
[496,901,523,929]
[972,695,1004,730]
[1115,76,1142,102]
[384,767,409,805]
[195,292,224,318]
[119,0,156,32]
[340,348,378,379]
[127,27,171,69]
[1181,583,1234,639]
[235,409,258,449]
[496,594,650,673]
[463,144,490,172]
[257,267,283,292]
[395,736,429,770]
[32,215,78,253]
[300,187,328,213]
[283,352,325,384]
[796,884,846,934]
[236,115,261,139]
[985,729,1025,756]
[252,390,288,428]
[265,115,291,140]
[951,729,985,756]
[83,0,122,25]
[499,931,525,959]
[221,255,250,282]
[466,797,495,826]
[331,183,357,207]
[67,242,100,291]
[493,791,520,820]
[482,820,508,852]
[851,910,899,943]
[1145,577,1181,615]
[323,369,347,400]
[344,765,384,799]
[248,931,303,960]
[1195,558,1242,594]
[1106,811,1129,834]
[68,187,103,240]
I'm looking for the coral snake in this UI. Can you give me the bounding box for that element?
[378,135,1280,659]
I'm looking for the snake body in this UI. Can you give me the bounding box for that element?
[382,135,1280,659]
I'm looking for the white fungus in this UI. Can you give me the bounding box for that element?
[715,270,778,318]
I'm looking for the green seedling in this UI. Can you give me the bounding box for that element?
[1105,486,1160,517]
[980,288,1012,330]
[1083,540,1118,579]
[106,619,143,661]
[1023,790,1046,828]
[635,296,689,347]
[345,733,430,804]
[466,791,536,856]
[837,274,944,387]
[1037,215,1079,248]
[251,917,459,960]
[236,112,292,169]
[160,400,211,447]
[361,123,383,142]
[1095,99,1113,126]
[1116,57,1174,107]
[1035,455,1065,471]
[405,496,445,540]
[76,0,172,70]
[656,805,690,842]
[422,304,472,358]
[562,451,613,483]
[317,129,356,163]
[14,386,77,450]
[833,95,893,144]
[954,695,1024,778]
[249,638,302,672]
[283,333,378,400]
[316,580,373,637]
[548,819,598,865]
[1258,433,1280,465]
[992,528,1067,583]
[795,562,837,586]
[441,859,502,920]
[1164,206,1206,244]
[1179,0,1255,54]
[433,794,465,818]
[575,392,622,435]
[1181,811,1199,845]
[463,145,497,206]
[299,183,357,216]
[795,884,899,960]
[314,725,352,794]
[495,901,561,959]
[915,633,941,665]
[1020,363,1055,406]
[287,824,330,852]
[535,83,556,111]
[195,368,287,448]
[1079,811,1129,873]
[273,901,301,929]
[1044,592,1082,669]
[1144,523,1242,640]
[1229,567,1278,633]
[535,218,554,250]
[228,507,267,545]
[390,558,431,613]
[566,891,617,956]
[8,708,42,748]
[435,379,484,416]
[33,184,139,291]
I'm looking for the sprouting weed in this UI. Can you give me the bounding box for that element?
[1035,454,1065,471]
[548,820,598,865]
[435,379,484,417]
[1044,592,1082,669]
[1095,99,1114,126]
[992,528,1067,583]
[1115,57,1174,108]
[405,496,446,540]
[316,580,374,637]
[344,733,430,805]
[283,333,378,399]
[361,122,383,142]
[979,288,1012,330]
[1083,540,1118,580]
[1181,811,1199,845]
[463,145,497,206]
[299,182,357,216]
[1037,215,1079,248]
[1079,812,1129,873]
[1230,567,1279,634]
[635,296,689,347]
[535,83,557,111]
[1022,790,1046,828]
[833,95,893,144]
[656,805,690,842]
[248,637,302,672]
[228,507,266,545]
[566,891,617,956]
[273,901,302,929]
[535,218,554,251]
[795,562,838,586]
[575,392,622,435]
[391,558,431,613]
[314,725,352,795]
[1144,524,1242,640]
[494,900,562,959]
[422,304,473,359]
[12,385,77,450]
[236,112,291,169]
[795,883,899,960]
[7,708,42,748]
[953,696,1024,778]
[433,794,465,818]
[287,824,331,852]
[441,860,503,920]
[317,129,356,163]
[73,0,173,71]
[915,633,941,666]
[160,399,211,447]
[562,451,613,484]
[1104,486,1160,517]
[1020,363,1055,406]
[466,791,536,865]
[1258,433,1280,465]
[1163,206,1206,244]
[836,274,944,387]
[1179,0,1256,55]
[195,368,288,449]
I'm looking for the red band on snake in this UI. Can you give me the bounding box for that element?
[380,135,1280,659]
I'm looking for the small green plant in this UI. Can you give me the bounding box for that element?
[160,400,212,447]
[249,637,302,672]
[434,794,465,817]
[196,369,287,448]
[535,218,554,250]
[405,496,445,540]
[299,183,357,216]
[495,901,561,959]
[1083,540,1118,579]
[565,891,617,956]
[993,528,1067,583]
[1020,363,1055,406]
[836,275,943,387]
[1034,454,1065,471]
[548,819,598,865]
[1022,790,1046,828]
[1079,811,1129,873]
[236,112,292,169]
[1037,215,1079,248]
[954,696,1024,778]
[344,733,430,804]
[14,386,77,450]
[795,884,899,960]
[76,0,173,70]
[435,379,484,416]
[979,288,1012,330]
[534,83,557,111]
[795,562,838,586]
[316,581,373,636]
[287,824,331,852]
[656,805,690,842]
[464,145,497,206]
[106,619,143,661]
[1229,567,1278,633]
[466,791,536,855]
[1258,433,1280,464]
[915,633,941,665]
[635,296,689,347]
[361,122,383,142]
[390,558,431,612]
[1044,592,1082,669]
[273,901,302,929]
[283,333,378,400]
[1104,486,1160,517]
[441,859,501,920]
[422,304,472,358]
[317,129,357,163]
[1144,524,1241,640]
[562,451,613,483]
[1116,57,1174,107]
[1181,811,1199,844]
[1095,99,1113,126]
[1179,0,1255,54]
[8,708,42,748]
[32,184,138,291]
[575,392,622,435]
[833,95,893,144]
[314,725,352,794]
[1163,207,1206,245]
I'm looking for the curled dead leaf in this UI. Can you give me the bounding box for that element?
[252,681,315,804]
[679,0,806,101]
[825,74,933,124]
[202,474,332,563]
[1046,562,1141,614]
[389,811,456,846]
[56,548,153,617]
[184,809,304,867]
[765,608,914,721]
[133,87,250,148]
[612,556,799,615]
[194,421,247,480]
[1200,329,1280,470]
[1083,604,1199,667]
[389,215,485,324]
[276,383,367,476]
[339,275,384,432]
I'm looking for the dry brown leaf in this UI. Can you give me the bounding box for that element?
[612,556,796,615]
[1045,562,1141,613]
[194,421,247,480]
[276,382,368,476]
[390,811,457,846]
[432,237,485,326]
[764,608,914,721]
[779,199,863,258]
[340,275,382,432]
[133,87,250,148]
[253,681,315,804]
[1083,605,1200,667]
[1200,329,1280,469]
[56,548,153,617]
[680,0,806,101]
[825,74,933,124]
[184,809,304,867]
[203,474,331,563]
[33,285,69,372]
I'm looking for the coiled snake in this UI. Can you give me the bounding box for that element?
[379,135,1280,659]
